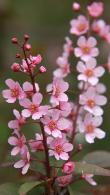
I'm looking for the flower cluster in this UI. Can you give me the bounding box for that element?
[2,1,110,191]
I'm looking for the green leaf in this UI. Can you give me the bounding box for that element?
[75,162,110,176]
[68,186,86,195]
[19,181,43,195]
[83,151,110,168]
[0,183,19,195]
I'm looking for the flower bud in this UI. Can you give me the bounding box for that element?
[16,53,21,58]
[11,37,18,44]
[24,34,30,41]
[24,43,31,51]
[39,66,47,73]
[73,2,80,11]
[11,63,21,72]
[62,161,75,174]
[56,174,73,187]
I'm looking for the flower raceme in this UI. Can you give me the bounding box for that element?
[2,0,109,191]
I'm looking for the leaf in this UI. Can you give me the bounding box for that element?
[75,162,110,176]
[68,186,86,195]
[19,181,43,195]
[0,183,19,195]
[83,151,110,168]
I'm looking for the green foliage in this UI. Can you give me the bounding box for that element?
[19,181,44,195]
[75,162,110,176]
[0,183,19,195]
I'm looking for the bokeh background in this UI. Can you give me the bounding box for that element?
[0,0,110,194]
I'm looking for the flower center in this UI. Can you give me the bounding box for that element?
[85,69,93,77]
[48,120,57,131]
[87,99,95,108]
[11,88,19,97]
[55,144,63,154]
[82,46,91,54]
[77,23,86,32]
[29,104,38,113]
[86,124,94,133]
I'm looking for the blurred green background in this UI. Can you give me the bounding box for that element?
[0,0,110,194]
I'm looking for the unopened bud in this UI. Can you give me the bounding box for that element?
[24,43,31,51]
[11,63,21,72]
[16,53,21,58]
[72,2,80,11]
[39,66,47,73]
[24,34,30,41]
[11,37,18,44]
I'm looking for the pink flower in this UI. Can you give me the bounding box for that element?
[41,109,71,138]
[19,93,49,120]
[29,133,44,152]
[8,109,26,131]
[47,78,69,106]
[77,58,105,85]
[30,54,42,65]
[49,137,73,160]
[75,36,99,61]
[78,113,105,143]
[2,79,25,103]
[14,150,30,175]
[70,15,89,36]
[39,66,47,73]
[79,87,107,116]
[23,81,39,97]
[8,135,27,155]
[62,161,75,174]
[56,174,73,187]
[87,2,104,18]
[82,174,97,186]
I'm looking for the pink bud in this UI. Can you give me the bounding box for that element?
[62,161,75,174]
[11,37,18,44]
[72,2,80,11]
[11,63,21,72]
[39,66,47,73]
[24,43,31,51]
[56,174,73,187]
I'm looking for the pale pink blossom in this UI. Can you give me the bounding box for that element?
[2,79,25,103]
[19,93,49,120]
[41,109,71,138]
[23,81,39,97]
[47,79,69,106]
[49,137,73,160]
[77,58,105,85]
[29,133,44,152]
[87,2,104,18]
[14,150,30,175]
[78,82,106,94]
[8,109,26,131]
[82,174,97,186]
[75,36,99,61]
[62,161,75,174]
[8,135,27,155]
[56,174,73,187]
[78,113,105,143]
[79,87,107,116]
[70,15,89,36]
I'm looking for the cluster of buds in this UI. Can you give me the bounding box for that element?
[2,1,110,190]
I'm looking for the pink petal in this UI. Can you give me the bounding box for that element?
[2,89,11,98]
[60,152,69,160]
[5,79,15,89]
[22,163,30,175]
[14,160,25,168]
[88,77,98,85]
[85,134,95,143]
[77,36,86,47]
[13,109,20,119]
[57,118,71,130]
[63,143,73,152]
[22,109,31,118]
[95,95,107,105]
[87,37,97,47]
[94,128,106,139]
[94,66,105,77]
[77,61,86,73]
[19,98,31,108]
[32,93,43,105]
[74,48,82,57]
[11,146,20,156]
[58,93,68,102]
[8,120,19,129]
[8,137,18,145]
